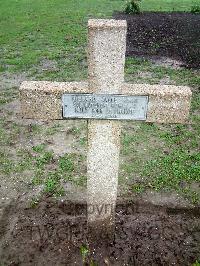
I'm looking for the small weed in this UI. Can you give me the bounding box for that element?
[192,260,200,266]
[80,137,87,146]
[125,0,141,14]
[43,170,65,196]
[30,197,39,208]
[28,124,41,134]
[15,158,33,173]
[0,65,5,72]
[0,152,14,174]
[79,244,98,266]
[44,177,58,193]
[14,150,33,172]
[35,151,54,169]
[59,154,74,173]
[132,184,145,194]
[80,245,89,264]
[55,186,65,197]
[191,5,200,13]
[32,169,44,185]
[32,144,46,153]
[122,133,136,146]
[73,175,87,187]
[181,188,199,204]
[0,88,17,105]
[63,174,73,182]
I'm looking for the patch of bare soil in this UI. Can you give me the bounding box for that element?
[0,71,87,223]
[0,196,200,265]
[114,12,200,69]
[0,72,29,90]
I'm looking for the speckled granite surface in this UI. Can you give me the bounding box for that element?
[87,19,127,226]
[20,81,191,123]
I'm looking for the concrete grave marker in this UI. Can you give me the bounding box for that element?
[19,19,192,236]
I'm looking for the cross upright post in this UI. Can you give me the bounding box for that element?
[86,20,127,236]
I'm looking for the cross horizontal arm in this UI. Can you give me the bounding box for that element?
[19,81,192,123]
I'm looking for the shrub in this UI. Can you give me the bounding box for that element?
[191,5,200,14]
[125,0,141,14]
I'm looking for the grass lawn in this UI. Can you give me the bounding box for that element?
[0,0,199,204]
[140,0,200,11]
[0,0,199,74]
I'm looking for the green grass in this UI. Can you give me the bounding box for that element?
[0,0,122,74]
[31,149,87,195]
[0,0,199,74]
[120,94,200,202]
[140,0,200,11]
[125,57,200,86]
[192,261,200,266]
[0,0,199,203]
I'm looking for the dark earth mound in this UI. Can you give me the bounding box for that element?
[0,196,200,265]
[114,12,200,69]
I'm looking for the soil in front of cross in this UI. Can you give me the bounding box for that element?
[114,12,200,69]
[0,196,200,265]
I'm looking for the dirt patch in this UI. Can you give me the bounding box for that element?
[0,72,29,90]
[146,55,184,69]
[39,59,58,72]
[114,12,200,68]
[0,196,200,265]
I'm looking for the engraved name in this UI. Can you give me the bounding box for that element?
[62,94,148,121]
[70,95,139,117]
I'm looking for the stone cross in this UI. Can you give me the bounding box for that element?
[19,19,192,236]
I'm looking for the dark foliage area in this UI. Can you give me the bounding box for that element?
[114,12,200,68]
[125,0,141,14]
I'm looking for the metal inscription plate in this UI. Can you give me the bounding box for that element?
[62,94,148,120]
